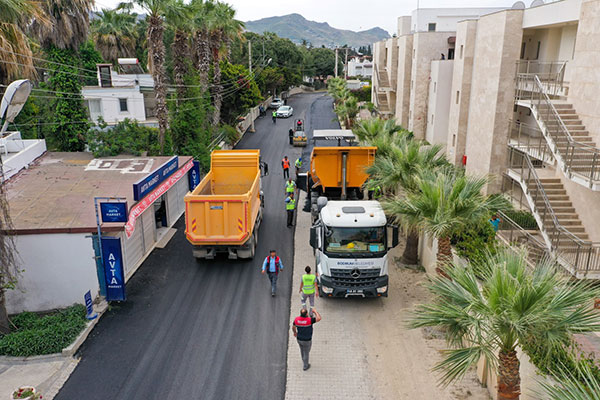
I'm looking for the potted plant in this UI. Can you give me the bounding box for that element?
[12,387,41,400]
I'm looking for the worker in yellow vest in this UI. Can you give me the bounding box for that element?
[299,266,319,315]
[285,192,296,227]
[285,178,296,196]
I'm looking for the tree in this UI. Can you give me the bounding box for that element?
[166,0,193,101]
[0,0,47,83]
[334,95,359,128]
[383,169,506,274]
[367,136,447,265]
[91,7,138,64]
[539,361,600,400]
[191,0,215,92]
[410,248,600,400]
[134,0,174,154]
[219,61,262,124]
[30,0,94,51]
[352,117,403,145]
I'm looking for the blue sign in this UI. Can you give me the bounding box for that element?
[188,160,201,191]
[101,237,126,301]
[132,156,179,201]
[100,202,128,223]
[84,290,97,320]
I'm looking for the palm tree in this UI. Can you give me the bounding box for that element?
[91,7,138,64]
[367,137,447,264]
[208,1,244,125]
[190,0,215,93]
[352,117,404,145]
[327,76,347,104]
[383,169,506,274]
[134,0,174,154]
[166,0,192,102]
[410,248,600,400]
[0,0,46,83]
[334,95,359,128]
[539,361,600,400]
[30,0,94,51]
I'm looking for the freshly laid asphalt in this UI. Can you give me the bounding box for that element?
[56,93,340,400]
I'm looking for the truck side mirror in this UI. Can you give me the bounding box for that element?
[387,225,399,249]
[309,226,317,249]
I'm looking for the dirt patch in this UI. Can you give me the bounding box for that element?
[359,245,491,400]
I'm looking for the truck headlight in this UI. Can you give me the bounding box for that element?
[321,286,334,294]
[376,286,388,294]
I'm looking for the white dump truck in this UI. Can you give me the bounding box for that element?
[309,199,398,298]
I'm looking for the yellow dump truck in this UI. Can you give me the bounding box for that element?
[184,150,265,259]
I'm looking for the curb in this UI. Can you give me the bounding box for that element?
[0,300,108,364]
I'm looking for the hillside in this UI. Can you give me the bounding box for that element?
[244,14,389,48]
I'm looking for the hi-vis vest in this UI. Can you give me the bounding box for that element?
[282,159,290,169]
[302,274,316,294]
[295,159,302,168]
[286,181,296,193]
[286,197,296,210]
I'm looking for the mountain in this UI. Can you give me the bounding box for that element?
[244,14,389,48]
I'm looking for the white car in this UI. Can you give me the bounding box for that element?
[276,106,293,118]
[269,98,284,109]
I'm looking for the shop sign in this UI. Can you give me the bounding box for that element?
[100,202,128,223]
[132,156,178,201]
[101,236,126,301]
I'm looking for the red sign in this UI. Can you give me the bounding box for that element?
[125,159,194,238]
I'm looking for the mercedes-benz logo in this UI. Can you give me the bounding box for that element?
[350,268,361,279]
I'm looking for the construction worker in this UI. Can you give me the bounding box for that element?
[272,110,277,124]
[373,185,382,200]
[285,178,296,196]
[289,128,294,145]
[299,266,319,315]
[282,156,290,179]
[261,250,284,297]
[295,157,302,176]
[292,307,322,371]
[285,192,296,227]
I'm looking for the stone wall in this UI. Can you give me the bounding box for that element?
[465,10,524,194]
[395,34,414,128]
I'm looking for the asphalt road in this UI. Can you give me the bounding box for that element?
[56,93,340,400]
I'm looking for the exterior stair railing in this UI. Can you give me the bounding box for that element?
[507,147,600,277]
[509,120,554,164]
[516,74,600,189]
[497,210,551,269]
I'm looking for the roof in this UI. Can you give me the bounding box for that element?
[5,152,192,234]
[320,200,387,227]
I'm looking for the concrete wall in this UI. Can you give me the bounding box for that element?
[83,86,147,124]
[397,16,411,37]
[410,8,507,33]
[385,38,399,90]
[6,233,99,314]
[522,0,582,29]
[465,10,524,193]
[395,34,414,128]
[426,60,454,148]
[568,0,600,145]
[447,20,478,165]
[408,32,455,139]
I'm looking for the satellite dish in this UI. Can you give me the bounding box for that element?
[531,0,545,7]
[512,1,526,9]
[0,79,32,127]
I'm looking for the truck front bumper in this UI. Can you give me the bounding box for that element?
[319,275,389,298]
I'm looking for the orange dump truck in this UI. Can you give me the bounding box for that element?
[184,150,265,259]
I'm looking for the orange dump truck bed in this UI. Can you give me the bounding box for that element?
[310,146,376,192]
[184,150,263,259]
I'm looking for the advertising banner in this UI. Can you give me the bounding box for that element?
[101,236,126,301]
[188,160,201,191]
[100,202,128,223]
[132,156,179,201]
[125,158,194,238]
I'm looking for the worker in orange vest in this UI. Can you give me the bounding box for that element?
[282,156,290,179]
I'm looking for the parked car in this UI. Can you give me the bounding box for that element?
[276,106,294,118]
[269,98,284,109]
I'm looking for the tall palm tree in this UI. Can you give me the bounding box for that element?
[383,169,506,274]
[166,0,191,102]
[91,7,138,64]
[326,76,347,104]
[190,0,214,93]
[0,0,46,83]
[30,0,94,51]
[334,94,359,128]
[352,117,404,145]
[410,248,600,400]
[367,137,447,264]
[134,0,174,154]
[208,1,243,125]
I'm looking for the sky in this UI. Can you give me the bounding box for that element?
[93,0,520,35]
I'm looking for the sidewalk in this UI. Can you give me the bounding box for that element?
[285,191,377,400]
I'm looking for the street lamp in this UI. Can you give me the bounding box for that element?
[0,79,32,137]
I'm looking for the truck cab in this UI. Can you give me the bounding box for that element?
[310,199,398,298]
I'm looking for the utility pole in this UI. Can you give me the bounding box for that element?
[334,48,339,77]
[344,48,349,79]
[248,41,252,75]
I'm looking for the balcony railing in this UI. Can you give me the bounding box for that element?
[507,147,600,277]
[516,74,600,189]
[509,120,554,164]
[516,61,566,98]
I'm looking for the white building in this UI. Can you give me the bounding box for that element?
[82,59,157,126]
[347,56,373,78]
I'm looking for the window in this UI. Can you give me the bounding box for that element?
[434,82,437,93]
[428,23,436,32]
[456,90,460,104]
[431,114,434,124]
[460,45,464,59]
[452,134,456,147]
[119,98,128,112]
[87,99,102,122]
[413,49,415,59]
[520,42,526,59]
[324,227,385,255]
[535,41,541,60]
[99,66,112,87]
[448,48,455,60]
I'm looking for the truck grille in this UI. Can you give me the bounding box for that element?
[329,268,381,288]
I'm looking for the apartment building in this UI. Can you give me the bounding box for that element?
[372,0,600,279]
[347,56,373,78]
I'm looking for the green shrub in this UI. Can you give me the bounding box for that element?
[87,119,169,157]
[504,209,538,230]
[451,219,498,263]
[220,124,240,146]
[350,86,371,102]
[0,304,87,357]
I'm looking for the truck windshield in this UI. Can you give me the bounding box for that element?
[324,227,385,255]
